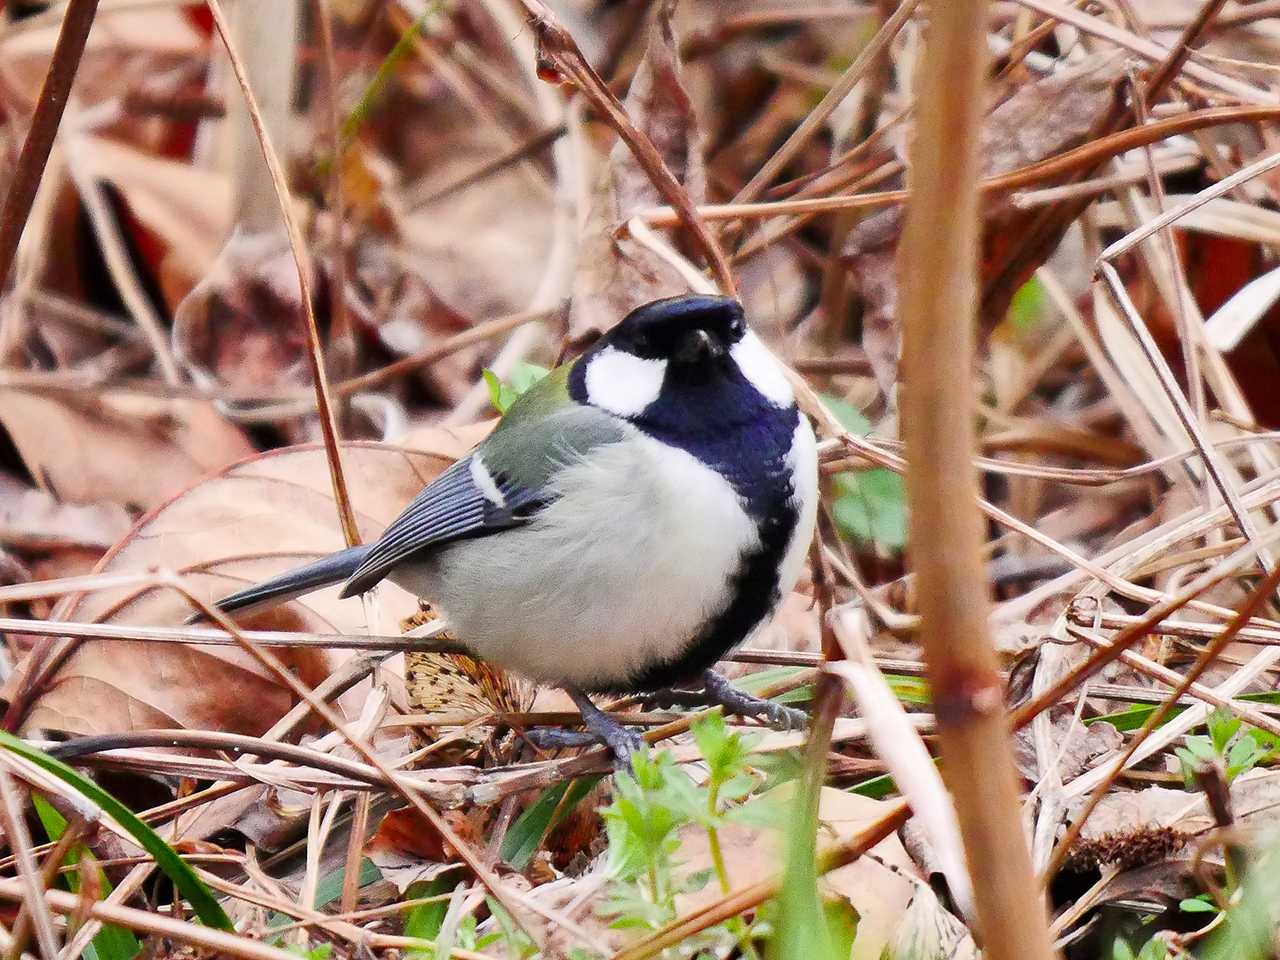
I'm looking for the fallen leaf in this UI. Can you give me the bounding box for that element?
[674,786,926,960]
[1014,712,1123,784]
[4,431,482,739]
[172,229,312,393]
[0,389,254,512]
[0,475,131,551]
[71,135,233,303]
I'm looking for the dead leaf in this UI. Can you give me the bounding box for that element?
[4,433,480,739]
[0,10,201,109]
[1014,713,1123,784]
[674,786,927,960]
[72,135,233,302]
[399,113,553,322]
[569,0,708,342]
[0,475,131,551]
[0,389,254,512]
[172,229,312,392]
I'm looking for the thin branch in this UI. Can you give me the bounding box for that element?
[517,0,736,294]
[205,0,361,548]
[0,765,59,960]
[0,0,100,289]
[0,875,298,960]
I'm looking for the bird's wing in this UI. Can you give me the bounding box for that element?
[340,403,626,596]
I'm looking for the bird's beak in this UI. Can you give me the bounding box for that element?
[674,328,726,365]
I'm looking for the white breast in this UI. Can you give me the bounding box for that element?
[389,431,760,690]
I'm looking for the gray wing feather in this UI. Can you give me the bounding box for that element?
[214,544,371,615]
[340,405,626,598]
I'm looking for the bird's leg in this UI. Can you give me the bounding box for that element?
[645,670,809,731]
[703,670,809,730]
[524,687,646,767]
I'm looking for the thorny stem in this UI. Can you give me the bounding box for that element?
[0,0,101,290]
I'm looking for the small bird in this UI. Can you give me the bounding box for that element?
[216,294,819,762]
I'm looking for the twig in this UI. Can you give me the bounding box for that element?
[726,0,919,209]
[1098,262,1272,570]
[517,0,735,294]
[0,764,59,960]
[1044,563,1280,881]
[641,105,1280,225]
[205,0,361,548]
[0,0,100,289]
[896,1,1054,956]
[10,812,89,960]
[0,874,298,960]
[1012,523,1280,727]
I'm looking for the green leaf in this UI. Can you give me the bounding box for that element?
[502,780,572,869]
[1208,708,1240,754]
[508,362,550,396]
[1006,276,1048,336]
[832,468,908,551]
[771,779,838,960]
[34,795,140,960]
[0,731,232,930]
[819,394,872,435]
[501,776,600,870]
[1227,737,1264,778]
[313,857,381,908]
[485,363,550,415]
[1180,896,1220,914]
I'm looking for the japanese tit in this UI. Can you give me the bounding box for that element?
[216,295,819,762]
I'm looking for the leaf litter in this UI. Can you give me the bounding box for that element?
[5,1,1280,958]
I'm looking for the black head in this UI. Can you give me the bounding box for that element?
[602,295,747,368]
[569,294,795,425]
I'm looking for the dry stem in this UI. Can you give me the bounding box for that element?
[896,1,1054,956]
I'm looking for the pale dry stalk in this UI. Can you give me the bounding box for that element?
[896,1,1055,956]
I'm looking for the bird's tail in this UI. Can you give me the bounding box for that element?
[213,545,373,615]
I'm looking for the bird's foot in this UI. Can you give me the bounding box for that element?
[525,688,645,769]
[648,670,809,731]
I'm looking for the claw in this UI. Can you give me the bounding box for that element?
[528,687,647,769]
[701,670,811,731]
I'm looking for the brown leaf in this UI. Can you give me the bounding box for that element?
[674,786,924,960]
[1014,714,1123,784]
[0,389,254,512]
[172,230,311,392]
[4,435,476,738]
[72,135,232,305]
[569,0,708,342]
[0,475,131,552]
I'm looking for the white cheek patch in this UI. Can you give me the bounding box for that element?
[469,454,506,507]
[584,346,667,417]
[730,331,794,407]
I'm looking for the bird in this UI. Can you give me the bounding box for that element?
[214,294,819,763]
